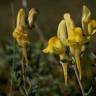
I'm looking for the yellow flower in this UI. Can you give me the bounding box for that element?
[43,36,69,85]
[43,36,64,54]
[13,28,30,47]
[64,13,86,45]
[64,13,83,80]
[28,8,39,28]
[13,8,30,46]
[43,5,96,84]
[12,8,30,65]
[82,5,96,36]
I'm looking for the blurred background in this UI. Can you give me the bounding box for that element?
[0,0,96,96]
[0,0,96,42]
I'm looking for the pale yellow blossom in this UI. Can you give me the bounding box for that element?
[82,5,96,37]
[13,8,29,65]
[64,13,83,80]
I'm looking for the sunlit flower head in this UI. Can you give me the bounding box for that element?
[68,27,85,45]
[43,36,64,54]
[82,5,96,36]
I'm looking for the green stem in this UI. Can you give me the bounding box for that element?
[21,51,27,94]
[72,56,92,96]
[9,2,15,96]
[21,49,29,96]
[85,86,92,96]
[72,65,85,96]
[21,56,26,87]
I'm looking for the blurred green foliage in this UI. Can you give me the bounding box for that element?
[0,41,94,96]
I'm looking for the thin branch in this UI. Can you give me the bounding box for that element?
[72,65,85,96]
[21,55,26,88]
[8,2,15,96]
[21,50,29,96]
[35,23,47,46]
[21,0,28,11]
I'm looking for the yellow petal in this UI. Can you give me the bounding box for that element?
[60,61,68,85]
[64,13,75,33]
[91,20,96,28]
[82,5,91,36]
[74,47,82,80]
[67,27,84,45]
[42,46,53,53]
[63,64,68,85]
[13,28,30,47]
[74,27,83,42]
[88,20,96,35]
[28,8,39,27]
[64,13,83,45]
[82,5,91,24]
[43,36,64,54]
[16,8,26,28]
[57,19,68,43]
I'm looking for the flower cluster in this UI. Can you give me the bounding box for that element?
[43,5,96,85]
[12,8,38,65]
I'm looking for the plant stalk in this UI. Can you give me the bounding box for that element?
[72,65,85,96]
[9,2,15,96]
